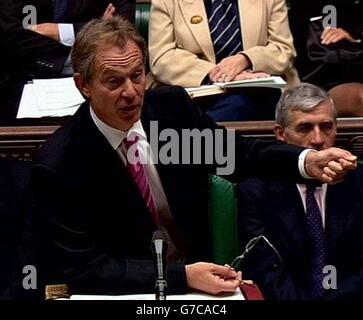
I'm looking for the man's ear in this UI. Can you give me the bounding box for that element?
[274,124,286,142]
[74,73,91,98]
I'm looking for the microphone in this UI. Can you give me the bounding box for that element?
[151,230,168,300]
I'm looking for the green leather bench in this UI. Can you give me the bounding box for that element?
[209,175,239,264]
[135,2,151,43]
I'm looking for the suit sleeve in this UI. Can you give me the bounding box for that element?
[145,86,305,183]
[21,164,187,297]
[237,181,310,300]
[148,0,215,87]
[242,0,297,75]
[0,4,70,76]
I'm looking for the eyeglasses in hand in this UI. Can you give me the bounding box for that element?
[230,235,282,269]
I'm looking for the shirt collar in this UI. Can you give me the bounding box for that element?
[90,106,147,150]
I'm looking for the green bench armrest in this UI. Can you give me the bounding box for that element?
[209,175,239,265]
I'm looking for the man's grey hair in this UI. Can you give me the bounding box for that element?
[275,83,337,127]
[71,16,146,83]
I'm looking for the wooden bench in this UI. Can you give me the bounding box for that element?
[1,118,363,161]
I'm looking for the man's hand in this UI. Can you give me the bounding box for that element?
[305,148,357,184]
[185,262,242,295]
[28,23,60,42]
[209,54,250,83]
[321,27,358,45]
[102,3,117,20]
[233,70,270,81]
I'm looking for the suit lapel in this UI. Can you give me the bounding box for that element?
[238,0,263,49]
[270,183,310,251]
[141,102,171,198]
[75,103,156,228]
[179,0,215,62]
[325,182,357,255]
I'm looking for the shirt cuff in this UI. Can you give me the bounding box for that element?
[299,149,316,179]
[58,23,75,46]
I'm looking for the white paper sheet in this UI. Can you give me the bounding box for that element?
[17,78,84,118]
[59,288,245,300]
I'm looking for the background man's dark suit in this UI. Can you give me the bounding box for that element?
[0,0,135,120]
[238,169,363,299]
[3,86,305,299]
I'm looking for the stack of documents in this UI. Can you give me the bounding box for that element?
[185,76,286,98]
[17,77,85,119]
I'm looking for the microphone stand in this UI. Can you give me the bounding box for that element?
[151,231,168,300]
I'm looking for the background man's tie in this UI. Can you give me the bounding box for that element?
[305,184,327,298]
[208,0,243,62]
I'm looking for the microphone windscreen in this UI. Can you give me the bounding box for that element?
[151,230,167,243]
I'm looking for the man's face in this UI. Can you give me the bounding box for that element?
[274,101,337,150]
[75,41,146,131]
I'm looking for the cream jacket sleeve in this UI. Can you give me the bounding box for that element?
[241,0,297,76]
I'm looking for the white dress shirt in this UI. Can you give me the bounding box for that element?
[90,107,172,219]
[57,24,75,76]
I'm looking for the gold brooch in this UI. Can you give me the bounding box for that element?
[190,15,203,24]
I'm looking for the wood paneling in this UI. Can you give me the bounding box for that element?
[0,118,362,160]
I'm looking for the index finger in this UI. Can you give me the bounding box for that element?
[321,26,332,40]
[217,277,241,292]
[209,66,219,79]
[211,264,238,278]
[339,157,358,169]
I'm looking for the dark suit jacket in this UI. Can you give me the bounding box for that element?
[0,160,31,296]
[4,86,305,299]
[238,167,363,300]
[0,0,135,120]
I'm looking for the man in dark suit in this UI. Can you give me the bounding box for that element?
[238,83,363,299]
[4,17,357,300]
[289,0,363,117]
[0,0,135,121]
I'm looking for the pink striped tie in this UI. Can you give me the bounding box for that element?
[123,136,159,224]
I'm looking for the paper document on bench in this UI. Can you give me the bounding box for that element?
[185,76,285,99]
[17,77,84,119]
[214,76,286,89]
[59,288,245,300]
[185,85,225,98]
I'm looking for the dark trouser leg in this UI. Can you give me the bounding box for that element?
[194,88,281,121]
[205,93,256,121]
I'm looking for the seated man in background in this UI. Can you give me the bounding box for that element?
[290,0,363,117]
[3,17,357,300]
[238,83,363,299]
[148,0,300,121]
[0,0,135,121]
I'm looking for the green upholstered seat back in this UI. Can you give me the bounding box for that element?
[135,2,151,43]
[209,175,239,265]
